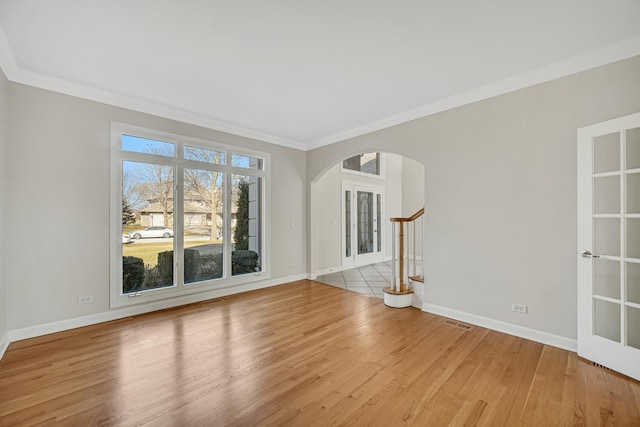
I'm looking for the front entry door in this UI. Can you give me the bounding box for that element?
[342,183,384,268]
[577,112,640,381]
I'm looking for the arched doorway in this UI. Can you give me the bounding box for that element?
[310,151,425,283]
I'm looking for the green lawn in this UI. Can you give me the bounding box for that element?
[123,239,221,267]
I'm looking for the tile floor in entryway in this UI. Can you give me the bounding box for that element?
[315,261,393,299]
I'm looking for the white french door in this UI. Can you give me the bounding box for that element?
[577,112,640,381]
[342,182,384,268]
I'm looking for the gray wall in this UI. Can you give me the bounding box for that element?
[402,157,425,260]
[0,69,7,342]
[307,56,640,340]
[402,157,424,217]
[5,83,306,330]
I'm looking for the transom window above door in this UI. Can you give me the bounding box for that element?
[342,152,384,178]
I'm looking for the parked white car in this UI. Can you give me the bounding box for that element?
[122,234,133,244]
[129,226,174,239]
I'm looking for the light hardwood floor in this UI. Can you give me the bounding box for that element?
[1,280,639,426]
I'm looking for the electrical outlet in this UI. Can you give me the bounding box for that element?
[512,304,527,313]
[78,296,93,304]
[289,263,295,270]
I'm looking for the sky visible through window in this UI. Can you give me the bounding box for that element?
[121,135,262,171]
[122,134,176,156]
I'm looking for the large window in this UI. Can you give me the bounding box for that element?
[111,123,269,307]
[342,152,383,177]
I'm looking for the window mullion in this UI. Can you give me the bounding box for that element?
[228,166,266,177]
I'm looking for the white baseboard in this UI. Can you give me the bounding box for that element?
[5,274,306,350]
[0,331,9,360]
[313,265,349,278]
[422,303,577,353]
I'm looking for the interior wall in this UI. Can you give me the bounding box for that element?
[307,55,640,340]
[5,82,306,331]
[0,69,8,344]
[311,153,404,274]
[402,157,425,217]
[402,157,425,261]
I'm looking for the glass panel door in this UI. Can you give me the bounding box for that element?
[342,183,384,268]
[578,113,640,381]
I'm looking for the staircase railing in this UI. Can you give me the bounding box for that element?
[389,207,424,293]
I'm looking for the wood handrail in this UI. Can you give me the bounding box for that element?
[390,207,425,223]
[408,207,425,221]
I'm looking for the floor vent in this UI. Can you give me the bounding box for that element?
[444,319,472,330]
[592,362,613,371]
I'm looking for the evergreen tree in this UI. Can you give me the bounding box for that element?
[122,197,136,225]
[234,180,249,250]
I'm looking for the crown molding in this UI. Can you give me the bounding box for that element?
[1,20,639,153]
[0,24,18,81]
[306,35,640,151]
[0,27,306,151]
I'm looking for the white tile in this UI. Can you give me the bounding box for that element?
[324,280,346,288]
[367,281,388,289]
[345,279,367,286]
[343,272,363,279]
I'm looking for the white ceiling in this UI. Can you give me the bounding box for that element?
[1,1,639,150]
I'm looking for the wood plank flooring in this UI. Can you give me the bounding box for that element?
[1,280,639,426]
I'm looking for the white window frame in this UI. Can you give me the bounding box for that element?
[340,152,385,179]
[110,122,271,308]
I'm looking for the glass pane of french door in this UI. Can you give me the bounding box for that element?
[628,306,640,350]
[357,191,374,255]
[627,127,640,169]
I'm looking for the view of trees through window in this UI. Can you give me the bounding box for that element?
[117,132,264,298]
